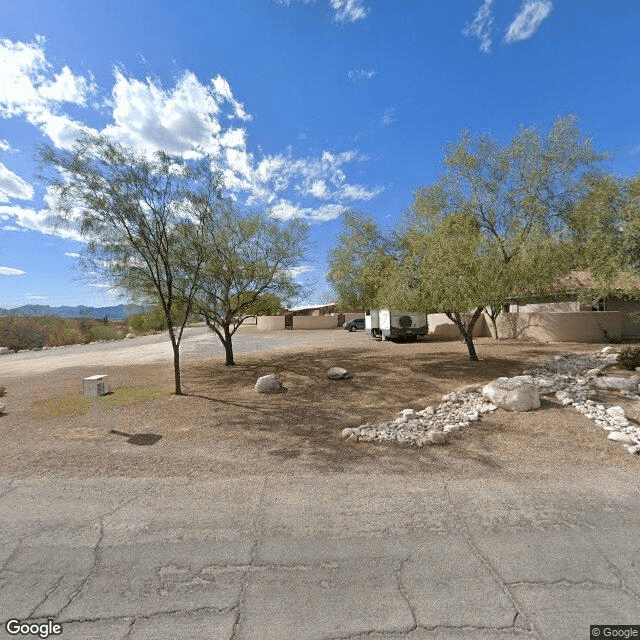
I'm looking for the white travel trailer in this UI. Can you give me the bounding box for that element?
[365,309,428,342]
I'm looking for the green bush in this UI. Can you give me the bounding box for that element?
[617,346,640,371]
[126,304,197,333]
[88,324,125,341]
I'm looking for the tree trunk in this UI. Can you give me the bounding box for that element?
[166,322,183,395]
[464,334,479,361]
[491,315,499,340]
[446,309,482,362]
[223,324,235,366]
[172,341,183,394]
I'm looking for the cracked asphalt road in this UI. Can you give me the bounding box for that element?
[1,473,639,639]
[1,329,639,639]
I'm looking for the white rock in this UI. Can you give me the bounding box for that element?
[126,333,135,339]
[608,431,636,444]
[254,373,284,393]
[398,408,415,418]
[482,375,540,412]
[423,406,435,415]
[601,346,616,354]
[341,428,355,438]
[0,347,10,355]
[591,377,637,393]
[427,431,447,444]
[327,367,349,380]
[586,368,602,377]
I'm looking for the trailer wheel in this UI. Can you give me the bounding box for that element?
[349,325,357,332]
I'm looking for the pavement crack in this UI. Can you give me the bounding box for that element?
[442,482,542,639]
[56,519,104,619]
[395,555,418,632]
[99,485,155,521]
[1,540,22,573]
[122,618,136,638]
[28,605,238,628]
[27,574,65,619]
[592,541,640,603]
[230,475,267,640]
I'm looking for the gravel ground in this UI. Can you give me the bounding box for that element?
[1,333,639,481]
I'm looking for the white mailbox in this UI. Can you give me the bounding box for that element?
[83,375,109,397]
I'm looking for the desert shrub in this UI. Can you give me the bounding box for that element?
[88,324,125,341]
[0,316,46,350]
[617,346,640,371]
[126,304,196,333]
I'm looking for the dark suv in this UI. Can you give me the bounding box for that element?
[344,318,365,332]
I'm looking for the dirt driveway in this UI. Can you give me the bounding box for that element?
[1,331,639,640]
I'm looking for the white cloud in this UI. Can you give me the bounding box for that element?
[348,68,376,80]
[0,37,96,148]
[0,266,25,275]
[64,252,81,258]
[101,70,252,160]
[274,0,367,23]
[463,0,494,54]
[269,200,346,221]
[505,1,553,44]
[0,163,34,202]
[0,204,83,241]
[288,265,315,278]
[330,0,368,23]
[0,36,383,231]
[0,139,10,151]
[380,107,396,126]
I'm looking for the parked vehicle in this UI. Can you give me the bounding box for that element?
[344,318,366,332]
[365,309,428,342]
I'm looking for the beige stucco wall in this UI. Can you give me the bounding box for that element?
[605,298,640,337]
[292,315,339,330]
[427,313,488,340]
[510,301,580,313]
[493,311,623,342]
[256,315,286,331]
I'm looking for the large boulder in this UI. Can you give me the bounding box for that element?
[255,374,284,394]
[327,367,349,380]
[591,377,637,394]
[482,375,540,412]
[0,347,10,355]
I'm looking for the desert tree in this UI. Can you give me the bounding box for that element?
[398,115,607,357]
[177,201,308,365]
[326,210,398,310]
[40,133,223,394]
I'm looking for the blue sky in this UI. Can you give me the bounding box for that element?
[1,0,639,308]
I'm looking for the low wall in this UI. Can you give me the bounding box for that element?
[427,313,488,340]
[493,311,623,342]
[257,315,286,331]
[292,315,339,330]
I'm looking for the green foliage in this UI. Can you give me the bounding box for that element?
[177,202,308,364]
[616,346,640,371]
[41,133,227,394]
[88,324,125,341]
[244,293,283,316]
[326,211,397,309]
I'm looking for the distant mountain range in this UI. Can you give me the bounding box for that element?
[0,304,149,320]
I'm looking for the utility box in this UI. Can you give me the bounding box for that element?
[83,375,109,397]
